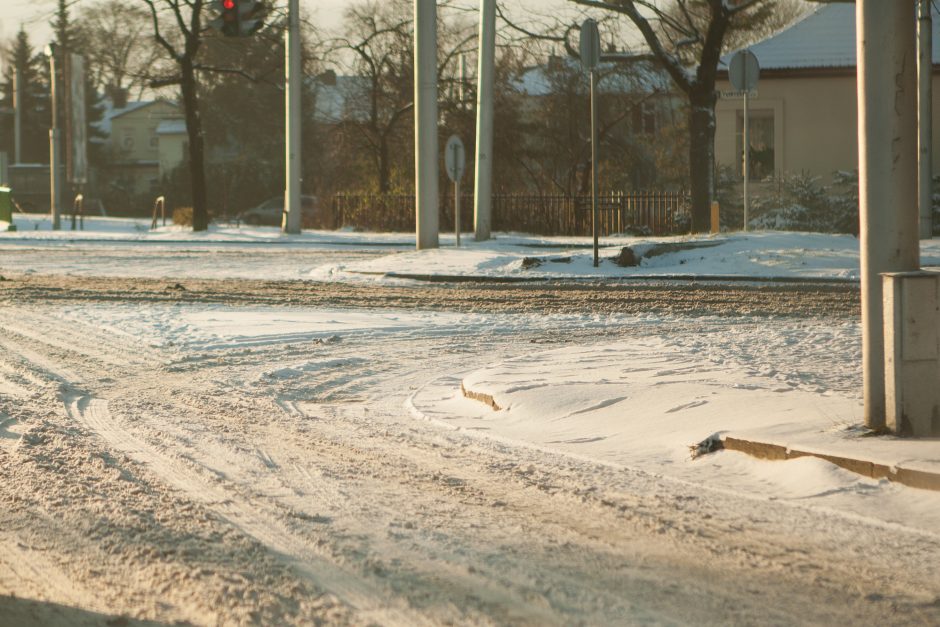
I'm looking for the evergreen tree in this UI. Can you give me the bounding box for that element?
[0,29,51,164]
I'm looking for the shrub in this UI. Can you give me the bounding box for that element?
[719,171,859,234]
[172,206,193,226]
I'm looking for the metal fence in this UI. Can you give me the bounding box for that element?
[331,191,690,236]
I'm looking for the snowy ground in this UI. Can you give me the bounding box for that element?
[1,217,939,624]
[6,214,940,282]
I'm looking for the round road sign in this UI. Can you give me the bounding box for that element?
[444,135,466,182]
[729,49,759,92]
[579,19,601,72]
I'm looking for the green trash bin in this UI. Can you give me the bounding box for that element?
[0,187,14,231]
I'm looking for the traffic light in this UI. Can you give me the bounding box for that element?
[210,0,265,37]
[220,0,239,37]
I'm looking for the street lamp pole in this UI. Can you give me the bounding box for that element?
[45,43,61,231]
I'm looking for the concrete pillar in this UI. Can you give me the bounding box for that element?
[415,0,439,250]
[918,0,933,240]
[283,0,302,235]
[857,1,920,430]
[473,0,495,242]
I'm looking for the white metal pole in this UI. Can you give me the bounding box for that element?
[918,0,933,240]
[857,0,920,430]
[49,51,60,231]
[415,0,439,249]
[473,0,495,242]
[13,67,22,165]
[591,69,599,267]
[743,88,749,232]
[455,178,461,246]
[283,0,302,235]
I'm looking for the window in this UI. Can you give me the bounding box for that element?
[122,129,134,150]
[736,109,774,180]
[632,102,656,135]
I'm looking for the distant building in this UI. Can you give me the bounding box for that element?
[715,2,940,181]
[95,98,186,197]
[310,70,370,125]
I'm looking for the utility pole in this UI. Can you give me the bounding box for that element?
[918,0,933,240]
[45,43,61,231]
[473,0,495,242]
[415,0,439,250]
[857,0,920,430]
[283,0,302,235]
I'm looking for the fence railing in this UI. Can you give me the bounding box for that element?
[331,191,690,236]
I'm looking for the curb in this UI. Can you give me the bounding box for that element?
[349,271,860,286]
[460,382,940,493]
[720,436,940,492]
[460,381,502,411]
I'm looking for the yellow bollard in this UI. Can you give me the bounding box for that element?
[710,201,720,234]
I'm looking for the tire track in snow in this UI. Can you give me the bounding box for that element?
[65,394,432,626]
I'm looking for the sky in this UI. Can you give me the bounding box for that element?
[0,0,577,50]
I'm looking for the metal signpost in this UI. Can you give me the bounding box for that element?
[580,19,601,267]
[445,135,466,247]
[729,50,759,232]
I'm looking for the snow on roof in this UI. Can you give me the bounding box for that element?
[514,57,671,97]
[93,99,180,135]
[94,100,153,135]
[312,75,370,124]
[156,119,187,135]
[723,3,940,71]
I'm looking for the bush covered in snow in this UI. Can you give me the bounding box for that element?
[717,170,859,234]
[749,171,858,234]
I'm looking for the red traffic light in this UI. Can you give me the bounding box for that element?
[223,0,235,9]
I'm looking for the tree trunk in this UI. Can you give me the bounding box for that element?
[181,57,208,231]
[688,86,716,233]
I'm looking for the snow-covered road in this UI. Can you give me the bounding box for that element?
[1,275,938,624]
[1,221,938,623]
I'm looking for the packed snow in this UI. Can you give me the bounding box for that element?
[6,215,940,282]
[48,298,940,537]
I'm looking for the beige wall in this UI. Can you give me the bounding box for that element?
[110,102,181,164]
[715,73,940,181]
[108,101,182,196]
[158,134,187,179]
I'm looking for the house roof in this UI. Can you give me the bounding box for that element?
[514,57,671,97]
[722,3,940,72]
[94,99,180,135]
[156,119,187,135]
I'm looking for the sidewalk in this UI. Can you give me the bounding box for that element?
[409,334,940,534]
[450,340,940,492]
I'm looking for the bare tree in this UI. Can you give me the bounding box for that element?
[330,0,476,194]
[333,0,414,194]
[139,0,211,230]
[77,0,164,99]
[569,0,786,231]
